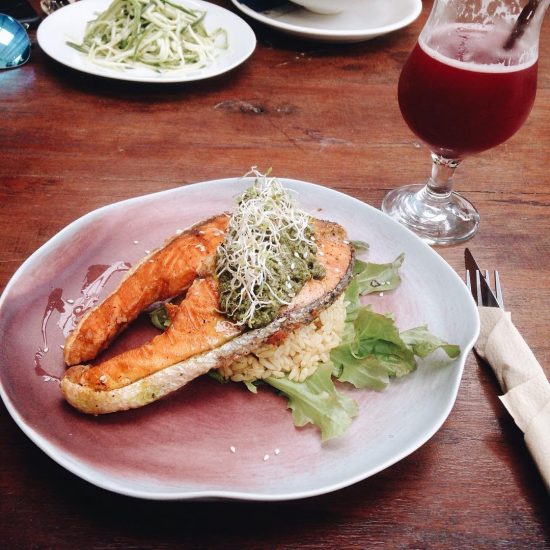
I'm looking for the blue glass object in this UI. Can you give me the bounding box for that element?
[0,13,31,69]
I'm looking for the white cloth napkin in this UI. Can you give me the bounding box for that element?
[475,307,550,491]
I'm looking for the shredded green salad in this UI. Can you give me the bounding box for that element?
[151,245,460,441]
[67,0,228,72]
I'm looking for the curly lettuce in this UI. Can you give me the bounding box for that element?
[263,252,460,440]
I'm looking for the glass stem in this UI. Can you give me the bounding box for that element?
[425,153,461,199]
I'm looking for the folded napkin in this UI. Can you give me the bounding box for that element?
[475,307,550,491]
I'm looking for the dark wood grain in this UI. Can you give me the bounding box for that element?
[1,1,549,547]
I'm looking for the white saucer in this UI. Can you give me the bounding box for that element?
[231,0,422,43]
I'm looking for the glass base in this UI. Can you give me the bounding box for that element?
[381,184,480,246]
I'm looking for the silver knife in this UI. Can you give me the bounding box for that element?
[464,248,501,308]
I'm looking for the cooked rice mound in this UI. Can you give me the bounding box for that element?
[219,295,347,383]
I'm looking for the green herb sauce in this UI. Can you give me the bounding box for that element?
[215,175,325,329]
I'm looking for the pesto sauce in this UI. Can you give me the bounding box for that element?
[218,223,325,329]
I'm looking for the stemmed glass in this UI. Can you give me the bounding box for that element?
[382,0,549,245]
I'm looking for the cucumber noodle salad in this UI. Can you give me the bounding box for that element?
[67,0,228,72]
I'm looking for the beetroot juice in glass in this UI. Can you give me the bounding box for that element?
[399,25,538,159]
[382,0,548,245]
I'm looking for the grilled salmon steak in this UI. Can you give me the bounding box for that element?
[60,218,354,414]
[63,214,229,366]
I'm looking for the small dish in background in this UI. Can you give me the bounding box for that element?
[231,0,422,43]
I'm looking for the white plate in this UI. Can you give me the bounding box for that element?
[231,0,422,43]
[37,0,256,83]
[0,177,479,501]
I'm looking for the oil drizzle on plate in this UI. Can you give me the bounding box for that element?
[34,288,65,379]
[35,261,131,380]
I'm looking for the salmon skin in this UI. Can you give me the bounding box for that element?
[60,219,354,414]
[63,214,229,366]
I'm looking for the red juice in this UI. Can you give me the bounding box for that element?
[398,24,538,159]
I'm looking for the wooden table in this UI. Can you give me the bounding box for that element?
[1,1,549,547]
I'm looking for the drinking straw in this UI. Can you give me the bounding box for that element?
[504,0,542,50]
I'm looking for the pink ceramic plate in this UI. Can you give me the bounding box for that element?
[0,178,479,500]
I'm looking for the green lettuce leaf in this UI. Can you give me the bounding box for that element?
[351,240,370,253]
[344,253,403,322]
[333,305,462,392]
[332,308,417,390]
[149,305,171,330]
[265,363,359,442]
[353,253,404,296]
[343,277,362,322]
[400,326,461,359]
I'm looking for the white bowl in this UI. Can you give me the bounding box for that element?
[289,0,354,15]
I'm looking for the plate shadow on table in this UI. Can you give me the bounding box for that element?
[37,52,253,102]
[10,458,423,544]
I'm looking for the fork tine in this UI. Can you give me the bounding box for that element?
[475,269,483,305]
[479,269,496,307]
[484,269,491,306]
[494,270,504,308]
[465,267,482,306]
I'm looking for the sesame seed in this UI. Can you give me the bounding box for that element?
[230,446,236,453]
[133,240,139,244]
[176,229,183,235]
[318,251,324,256]
[274,448,280,455]
[43,347,49,353]
[60,345,64,350]
[263,454,270,461]
[145,250,151,254]
[99,374,107,383]
[66,299,74,304]
[379,292,384,296]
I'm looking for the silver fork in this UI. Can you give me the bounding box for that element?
[40,0,75,15]
[464,248,504,309]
